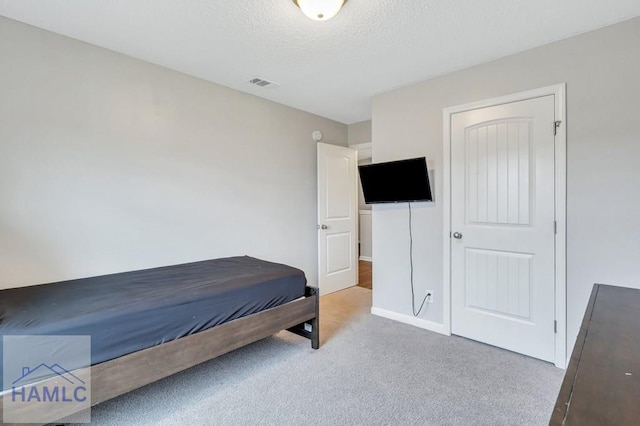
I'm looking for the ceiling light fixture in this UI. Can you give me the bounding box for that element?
[293,0,346,21]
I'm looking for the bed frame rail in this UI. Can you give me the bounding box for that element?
[286,286,320,349]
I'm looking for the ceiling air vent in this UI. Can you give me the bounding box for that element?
[249,78,278,88]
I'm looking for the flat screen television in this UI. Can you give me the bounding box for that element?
[358,157,432,204]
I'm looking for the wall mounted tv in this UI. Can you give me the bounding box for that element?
[358,157,433,204]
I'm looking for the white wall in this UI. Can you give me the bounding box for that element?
[358,157,373,261]
[347,120,372,146]
[359,211,372,260]
[349,120,373,194]
[372,17,640,350]
[349,121,374,261]
[0,17,347,290]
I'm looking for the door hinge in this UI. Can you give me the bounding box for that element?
[554,320,557,334]
[554,221,557,234]
[553,120,562,136]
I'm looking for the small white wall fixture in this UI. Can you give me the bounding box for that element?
[442,84,567,368]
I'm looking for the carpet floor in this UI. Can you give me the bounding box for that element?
[70,287,563,425]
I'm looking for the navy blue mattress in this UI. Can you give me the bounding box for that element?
[0,256,306,372]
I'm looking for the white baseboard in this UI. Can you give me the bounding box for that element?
[359,256,372,262]
[371,307,450,336]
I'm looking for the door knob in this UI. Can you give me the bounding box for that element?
[452,232,462,239]
[321,224,328,230]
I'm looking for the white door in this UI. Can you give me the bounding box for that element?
[450,95,556,362]
[317,143,358,295]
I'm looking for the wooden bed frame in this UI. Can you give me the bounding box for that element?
[0,286,319,425]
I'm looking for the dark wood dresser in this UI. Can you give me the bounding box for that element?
[550,284,640,425]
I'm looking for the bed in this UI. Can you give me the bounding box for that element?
[0,256,319,423]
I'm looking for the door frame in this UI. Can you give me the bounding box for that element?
[442,84,567,368]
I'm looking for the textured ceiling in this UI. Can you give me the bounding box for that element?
[0,1,639,124]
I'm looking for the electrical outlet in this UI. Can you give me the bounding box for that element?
[426,291,434,303]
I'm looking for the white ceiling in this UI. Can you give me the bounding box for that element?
[1,1,639,124]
